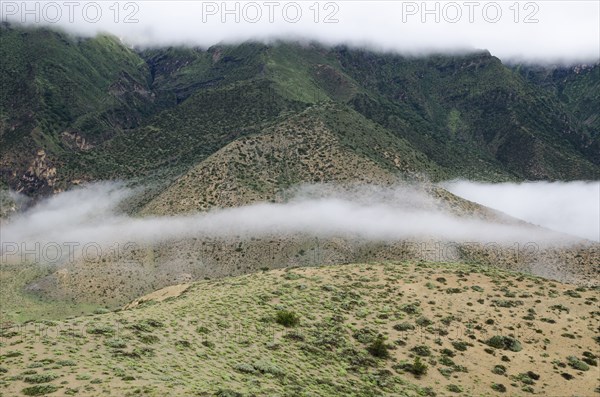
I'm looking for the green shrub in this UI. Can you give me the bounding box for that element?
[22,385,59,396]
[515,373,535,385]
[522,386,535,393]
[439,356,455,366]
[23,373,58,384]
[447,384,462,393]
[196,326,210,334]
[131,319,164,332]
[491,383,507,392]
[437,348,452,357]
[234,363,257,374]
[397,357,428,377]
[451,340,471,351]
[485,336,522,352]
[567,356,590,371]
[393,322,415,331]
[367,336,390,359]
[86,324,115,336]
[400,303,421,315]
[410,345,431,357]
[275,310,300,327]
[253,359,285,376]
[138,334,159,344]
[492,365,506,375]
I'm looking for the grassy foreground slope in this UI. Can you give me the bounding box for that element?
[1,262,598,396]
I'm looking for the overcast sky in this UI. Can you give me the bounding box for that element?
[2,1,599,63]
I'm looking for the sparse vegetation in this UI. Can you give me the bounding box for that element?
[0,261,596,396]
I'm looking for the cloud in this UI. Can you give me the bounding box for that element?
[443,180,600,242]
[2,1,599,63]
[1,181,589,264]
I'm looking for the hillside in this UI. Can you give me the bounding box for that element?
[1,262,598,397]
[1,25,599,204]
[140,103,441,215]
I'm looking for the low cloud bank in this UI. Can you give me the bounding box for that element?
[2,181,591,264]
[3,1,599,63]
[444,180,600,242]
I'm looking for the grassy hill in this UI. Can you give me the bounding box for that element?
[1,262,598,396]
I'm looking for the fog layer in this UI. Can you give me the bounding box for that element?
[2,182,592,264]
[444,180,600,242]
[2,1,599,64]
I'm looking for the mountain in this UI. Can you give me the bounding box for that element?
[1,24,599,205]
[514,63,600,164]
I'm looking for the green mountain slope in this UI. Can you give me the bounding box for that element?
[0,24,155,194]
[1,24,599,201]
[515,63,600,164]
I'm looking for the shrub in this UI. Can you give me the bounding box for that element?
[491,383,507,392]
[439,356,455,366]
[22,385,59,396]
[367,336,390,359]
[492,365,506,375]
[410,345,431,357]
[415,316,432,327]
[567,356,590,371]
[447,384,462,393]
[253,360,285,376]
[485,336,522,352]
[397,357,428,377]
[582,352,598,366]
[451,340,471,351]
[393,322,415,332]
[561,372,574,380]
[23,373,58,384]
[353,327,377,344]
[275,310,300,327]
[196,326,210,334]
[216,389,244,397]
[175,340,192,349]
[400,303,421,315]
[131,319,164,333]
[492,299,523,308]
[234,363,257,374]
[564,290,581,298]
[138,334,159,344]
[86,324,114,335]
[515,373,535,385]
[441,348,455,357]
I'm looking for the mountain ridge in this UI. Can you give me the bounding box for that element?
[1,24,599,207]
